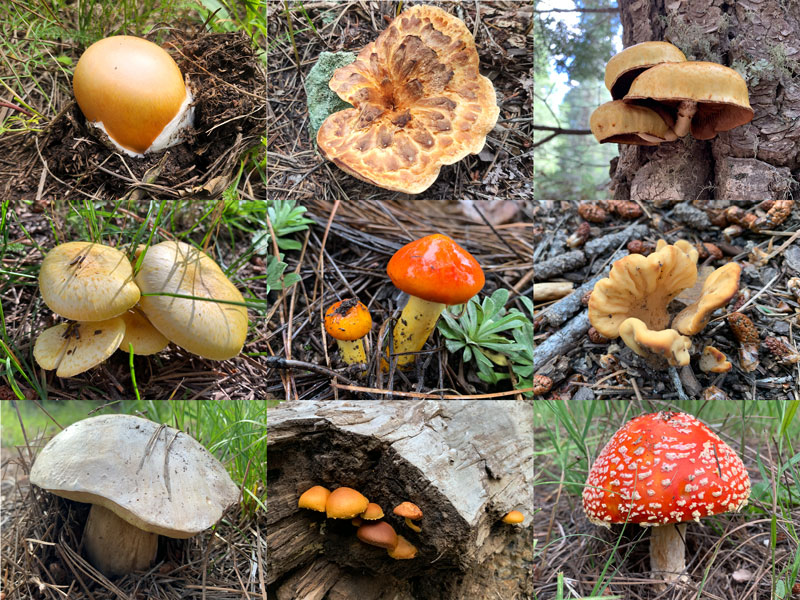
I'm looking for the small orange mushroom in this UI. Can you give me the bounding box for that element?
[393,502,423,533]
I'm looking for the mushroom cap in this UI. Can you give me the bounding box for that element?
[393,501,423,520]
[33,318,125,377]
[588,241,698,338]
[502,510,524,524]
[387,234,484,305]
[73,36,188,154]
[583,411,751,527]
[361,502,385,520]
[387,534,418,559]
[39,242,141,321]
[699,345,732,373]
[624,62,754,140]
[298,485,331,512]
[672,263,741,335]
[326,487,369,519]
[316,5,499,194]
[134,241,248,360]
[324,299,372,341]
[605,41,687,99]
[118,308,170,355]
[357,521,399,549]
[590,100,672,145]
[29,414,239,538]
[618,317,692,367]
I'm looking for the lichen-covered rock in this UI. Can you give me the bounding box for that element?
[304,52,356,140]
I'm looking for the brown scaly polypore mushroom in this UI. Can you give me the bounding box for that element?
[583,411,750,589]
[604,41,687,100]
[316,4,499,194]
[624,61,753,140]
[590,100,673,145]
[29,414,239,578]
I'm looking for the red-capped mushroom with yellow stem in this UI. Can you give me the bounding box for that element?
[324,299,372,367]
[385,234,484,369]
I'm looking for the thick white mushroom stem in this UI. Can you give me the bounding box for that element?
[335,338,367,366]
[650,522,690,589]
[672,100,698,138]
[388,295,445,369]
[84,504,158,577]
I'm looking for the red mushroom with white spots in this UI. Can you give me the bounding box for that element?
[582,411,750,589]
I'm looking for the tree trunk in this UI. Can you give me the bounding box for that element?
[267,400,533,600]
[611,0,799,201]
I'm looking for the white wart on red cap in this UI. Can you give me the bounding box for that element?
[583,411,750,528]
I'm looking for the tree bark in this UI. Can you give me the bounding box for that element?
[611,0,799,201]
[267,400,533,600]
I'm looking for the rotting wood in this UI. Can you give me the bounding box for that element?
[267,400,533,599]
[533,282,573,301]
[534,250,586,280]
[533,311,591,370]
[583,223,649,257]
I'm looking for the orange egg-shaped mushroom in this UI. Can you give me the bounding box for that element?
[73,36,194,155]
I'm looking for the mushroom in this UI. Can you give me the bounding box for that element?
[357,521,399,550]
[583,411,750,589]
[118,308,169,355]
[588,240,700,368]
[699,345,732,373]
[29,414,239,577]
[618,318,692,367]
[73,36,194,156]
[385,234,484,369]
[387,535,418,560]
[134,241,248,360]
[323,299,372,367]
[325,487,369,519]
[502,510,524,525]
[605,41,687,100]
[393,501,423,533]
[590,100,673,146]
[33,318,126,377]
[361,502,385,520]
[624,61,753,140]
[298,485,331,512]
[672,263,741,335]
[316,5,499,194]
[39,242,141,322]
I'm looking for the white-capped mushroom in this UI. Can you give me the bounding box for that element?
[29,414,239,577]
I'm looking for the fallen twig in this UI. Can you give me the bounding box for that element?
[533,311,591,370]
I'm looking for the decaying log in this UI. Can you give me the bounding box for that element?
[267,400,533,600]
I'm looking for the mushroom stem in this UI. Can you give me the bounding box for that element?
[387,295,445,369]
[671,100,697,138]
[335,338,367,366]
[405,517,422,533]
[650,522,689,589]
[84,504,158,577]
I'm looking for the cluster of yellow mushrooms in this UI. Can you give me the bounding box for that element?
[34,241,248,377]
[588,240,741,369]
[297,485,524,560]
[590,41,753,145]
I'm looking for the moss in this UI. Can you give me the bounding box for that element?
[304,51,356,142]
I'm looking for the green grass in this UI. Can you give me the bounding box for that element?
[534,400,800,598]
[1,198,311,400]
[0,400,103,446]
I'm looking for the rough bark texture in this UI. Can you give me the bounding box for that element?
[612,0,800,200]
[267,400,533,600]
